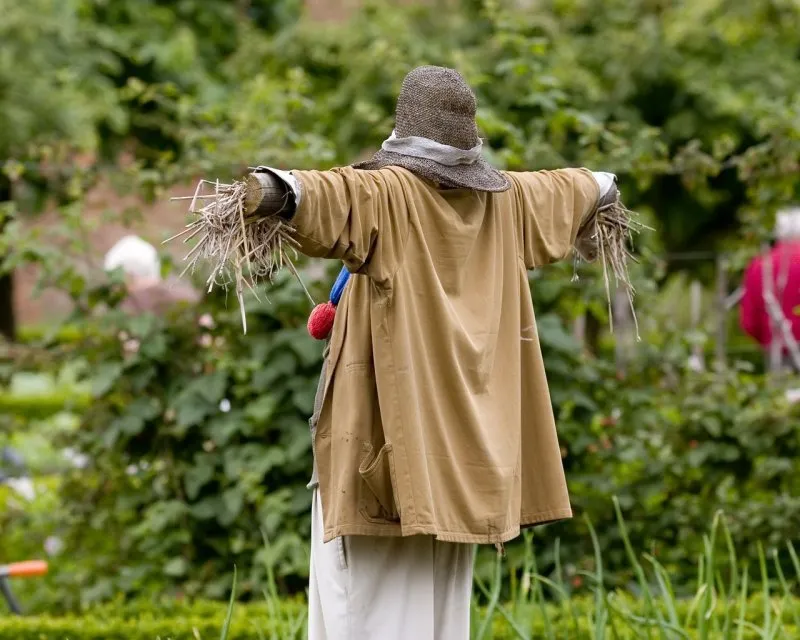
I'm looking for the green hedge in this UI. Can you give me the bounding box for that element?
[0,389,90,420]
[6,0,800,610]
[1,596,797,640]
[9,273,800,608]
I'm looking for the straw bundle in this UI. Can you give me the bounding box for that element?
[165,174,311,333]
[575,195,648,338]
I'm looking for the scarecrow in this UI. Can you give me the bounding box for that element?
[171,66,640,640]
[740,207,800,371]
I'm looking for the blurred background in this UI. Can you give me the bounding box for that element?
[1,0,799,632]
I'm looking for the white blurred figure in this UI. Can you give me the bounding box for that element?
[104,235,199,314]
[104,235,162,283]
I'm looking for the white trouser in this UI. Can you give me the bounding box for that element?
[308,489,474,640]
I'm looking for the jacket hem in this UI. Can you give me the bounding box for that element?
[520,507,573,528]
[321,507,573,544]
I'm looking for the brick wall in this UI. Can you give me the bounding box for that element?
[16,181,194,326]
[305,0,360,21]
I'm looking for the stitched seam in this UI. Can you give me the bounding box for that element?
[378,167,415,286]
[386,444,401,520]
[507,172,527,266]
[383,293,418,527]
[377,168,416,526]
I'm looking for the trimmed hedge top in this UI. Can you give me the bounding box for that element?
[2,596,798,640]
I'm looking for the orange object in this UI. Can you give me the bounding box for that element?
[6,560,48,578]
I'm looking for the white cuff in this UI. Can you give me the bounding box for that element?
[591,171,616,198]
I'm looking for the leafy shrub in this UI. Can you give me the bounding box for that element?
[214,0,800,250]
[6,261,789,609]
[4,0,800,614]
[527,358,800,592]
[40,270,330,607]
[1,602,796,640]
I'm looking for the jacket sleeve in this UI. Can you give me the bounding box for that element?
[289,167,407,282]
[507,169,602,269]
[740,258,766,344]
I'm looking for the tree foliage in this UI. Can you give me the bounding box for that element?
[2,0,800,610]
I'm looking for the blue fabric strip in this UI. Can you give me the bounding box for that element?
[330,265,350,306]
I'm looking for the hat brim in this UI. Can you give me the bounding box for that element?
[353,149,511,193]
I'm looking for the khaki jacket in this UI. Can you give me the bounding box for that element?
[292,166,599,544]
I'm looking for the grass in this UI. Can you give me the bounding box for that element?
[3,497,795,638]
[215,498,799,640]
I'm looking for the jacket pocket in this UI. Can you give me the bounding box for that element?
[358,443,400,523]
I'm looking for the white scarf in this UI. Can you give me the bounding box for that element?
[380,130,483,166]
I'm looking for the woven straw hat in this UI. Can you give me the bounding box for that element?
[354,66,511,192]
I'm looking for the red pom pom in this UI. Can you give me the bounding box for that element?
[308,302,336,340]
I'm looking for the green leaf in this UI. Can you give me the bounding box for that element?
[128,396,161,422]
[127,314,158,338]
[191,496,221,521]
[172,372,228,428]
[164,557,189,577]
[209,413,248,445]
[219,487,245,526]
[185,459,216,501]
[536,314,579,354]
[91,363,124,397]
[110,414,145,437]
[245,394,279,424]
[251,351,298,390]
[140,333,169,360]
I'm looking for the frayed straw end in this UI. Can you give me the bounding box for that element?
[166,175,309,333]
[575,196,647,340]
